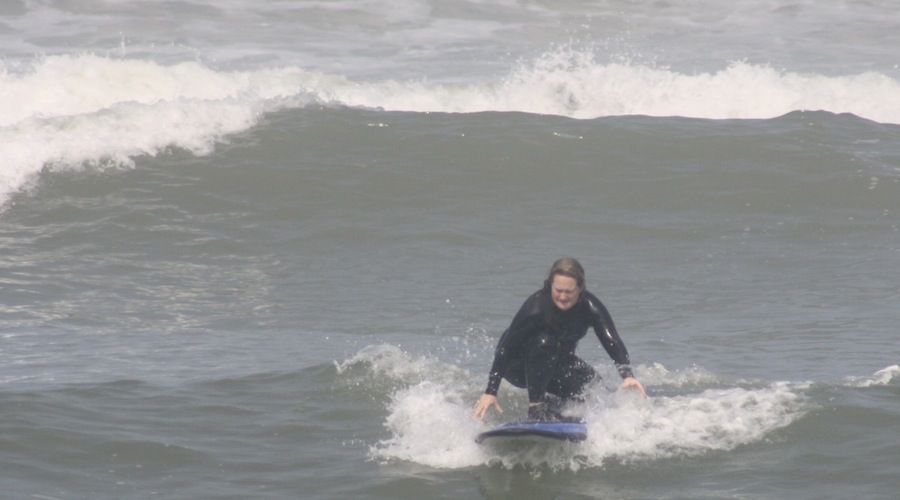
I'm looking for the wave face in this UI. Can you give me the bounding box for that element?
[3,52,899,206]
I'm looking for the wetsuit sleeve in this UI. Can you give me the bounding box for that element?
[584,292,634,379]
[484,293,541,395]
[484,345,506,396]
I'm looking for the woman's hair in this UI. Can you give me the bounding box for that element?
[543,257,586,291]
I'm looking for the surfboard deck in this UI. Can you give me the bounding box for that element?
[475,420,587,444]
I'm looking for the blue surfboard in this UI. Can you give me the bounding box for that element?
[475,420,587,444]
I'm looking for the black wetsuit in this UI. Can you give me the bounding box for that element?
[484,288,634,403]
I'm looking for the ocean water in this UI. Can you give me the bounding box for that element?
[1,1,899,499]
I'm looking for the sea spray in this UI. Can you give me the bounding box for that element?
[347,345,811,470]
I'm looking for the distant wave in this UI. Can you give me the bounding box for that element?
[0,55,308,206]
[325,49,900,122]
[2,52,898,207]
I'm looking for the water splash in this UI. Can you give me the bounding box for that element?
[345,345,811,470]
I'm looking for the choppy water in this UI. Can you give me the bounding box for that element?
[1,1,899,499]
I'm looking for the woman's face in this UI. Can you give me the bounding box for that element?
[550,274,581,311]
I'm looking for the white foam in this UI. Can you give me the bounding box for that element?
[321,52,900,123]
[580,383,805,467]
[371,380,487,468]
[0,54,325,206]
[4,51,899,207]
[841,365,900,388]
[355,345,811,470]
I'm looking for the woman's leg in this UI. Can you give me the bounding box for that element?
[547,355,597,400]
[524,333,561,403]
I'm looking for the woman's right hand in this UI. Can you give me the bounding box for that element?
[473,393,503,420]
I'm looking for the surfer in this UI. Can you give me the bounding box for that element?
[473,257,646,422]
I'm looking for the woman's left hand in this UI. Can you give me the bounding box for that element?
[621,377,647,398]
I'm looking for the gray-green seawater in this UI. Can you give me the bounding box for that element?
[2,1,899,499]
